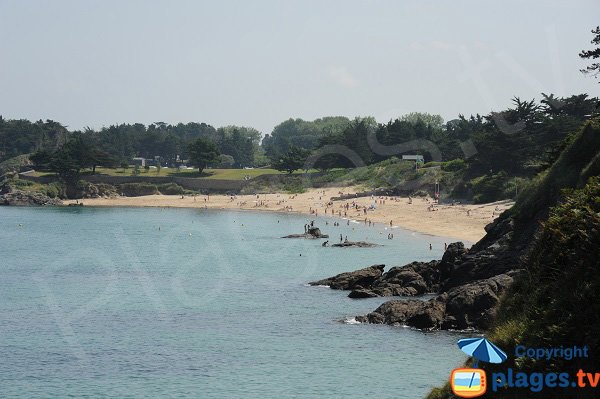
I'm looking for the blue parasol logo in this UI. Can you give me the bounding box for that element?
[457,337,507,368]
[451,337,506,398]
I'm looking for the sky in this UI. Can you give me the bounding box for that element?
[1,0,599,135]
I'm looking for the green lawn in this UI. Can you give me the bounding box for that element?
[28,167,292,180]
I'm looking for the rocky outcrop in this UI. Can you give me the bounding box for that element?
[331,241,380,248]
[0,190,63,206]
[309,212,528,330]
[315,260,441,298]
[442,273,515,330]
[282,227,329,239]
[354,273,515,330]
[355,297,447,330]
[309,265,385,290]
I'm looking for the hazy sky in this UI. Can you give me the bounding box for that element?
[1,0,599,135]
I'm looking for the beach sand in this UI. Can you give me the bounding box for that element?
[65,188,513,243]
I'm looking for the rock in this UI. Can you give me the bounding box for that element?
[353,271,515,331]
[309,265,385,290]
[348,289,379,298]
[310,260,441,298]
[331,241,380,248]
[0,190,63,206]
[443,274,514,330]
[282,226,329,239]
[356,297,446,330]
[371,262,437,296]
[313,212,530,331]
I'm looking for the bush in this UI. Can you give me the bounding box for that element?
[11,179,34,188]
[158,183,184,195]
[283,177,306,194]
[470,171,509,203]
[0,154,31,177]
[45,181,66,198]
[118,182,159,196]
[217,154,235,168]
[441,158,466,172]
[76,180,117,198]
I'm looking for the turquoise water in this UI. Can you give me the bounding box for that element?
[0,207,466,398]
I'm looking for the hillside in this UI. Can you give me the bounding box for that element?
[425,120,600,398]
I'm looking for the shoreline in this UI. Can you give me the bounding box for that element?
[64,187,513,243]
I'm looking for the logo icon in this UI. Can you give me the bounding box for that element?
[451,368,487,398]
[451,337,507,398]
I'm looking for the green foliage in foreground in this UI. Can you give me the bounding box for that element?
[478,177,600,399]
[427,119,600,399]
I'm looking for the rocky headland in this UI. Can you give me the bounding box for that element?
[310,214,526,331]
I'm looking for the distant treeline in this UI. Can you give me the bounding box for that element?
[0,93,598,177]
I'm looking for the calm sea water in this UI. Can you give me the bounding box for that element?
[0,207,466,398]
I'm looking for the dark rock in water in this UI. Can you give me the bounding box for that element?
[312,210,536,331]
[356,273,515,330]
[310,260,441,298]
[368,261,440,296]
[309,265,385,290]
[348,289,379,298]
[331,241,380,248]
[0,190,63,206]
[355,297,446,330]
[282,226,329,239]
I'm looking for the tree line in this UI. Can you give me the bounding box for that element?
[1,93,598,180]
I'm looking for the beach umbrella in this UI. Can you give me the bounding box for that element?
[457,337,507,367]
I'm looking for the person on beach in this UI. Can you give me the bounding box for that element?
[344,236,348,243]
[322,241,329,247]
[429,243,432,250]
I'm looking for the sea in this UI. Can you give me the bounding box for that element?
[0,206,467,398]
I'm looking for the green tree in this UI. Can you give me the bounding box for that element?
[263,116,350,159]
[217,154,235,168]
[580,26,600,81]
[188,137,220,174]
[272,146,310,174]
[30,149,54,170]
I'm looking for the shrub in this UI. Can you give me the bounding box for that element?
[158,183,185,195]
[45,181,66,198]
[470,171,509,203]
[283,177,306,194]
[12,179,34,188]
[118,182,158,196]
[441,158,466,172]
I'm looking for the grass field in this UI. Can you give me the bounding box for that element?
[28,167,295,180]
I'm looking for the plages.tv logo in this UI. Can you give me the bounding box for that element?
[450,337,508,398]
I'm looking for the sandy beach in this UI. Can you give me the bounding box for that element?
[65,187,513,243]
